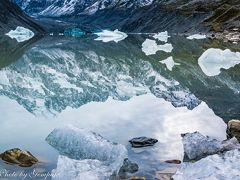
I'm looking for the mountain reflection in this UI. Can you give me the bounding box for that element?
[0,35,239,121]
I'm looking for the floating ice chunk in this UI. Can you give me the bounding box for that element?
[94,29,128,43]
[142,39,173,55]
[198,48,240,76]
[52,156,116,180]
[46,125,127,162]
[187,34,206,40]
[182,132,240,160]
[153,31,170,42]
[5,26,34,43]
[47,125,127,180]
[64,28,86,37]
[173,149,240,180]
[160,56,180,71]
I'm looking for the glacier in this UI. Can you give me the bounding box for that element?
[198,48,240,76]
[94,29,128,43]
[46,125,127,180]
[142,39,173,55]
[173,150,240,180]
[160,56,180,71]
[5,26,34,43]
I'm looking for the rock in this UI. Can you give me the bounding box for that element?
[156,167,178,180]
[227,120,240,142]
[173,149,240,180]
[165,160,181,164]
[129,137,158,148]
[118,158,139,179]
[129,176,146,180]
[182,132,240,161]
[0,148,38,167]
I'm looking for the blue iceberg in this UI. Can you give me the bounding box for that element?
[64,28,86,37]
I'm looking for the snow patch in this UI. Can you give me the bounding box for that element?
[5,26,34,43]
[160,56,180,71]
[94,29,128,43]
[142,39,173,55]
[198,48,240,76]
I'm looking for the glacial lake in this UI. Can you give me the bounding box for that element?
[0,34,240,179]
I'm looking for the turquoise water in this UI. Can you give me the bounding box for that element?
[0,35,239,179]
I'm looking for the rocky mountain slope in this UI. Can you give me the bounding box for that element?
[14,0,240,33]
[0,0,44,35]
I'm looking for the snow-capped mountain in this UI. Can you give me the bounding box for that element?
[14,0,154,17]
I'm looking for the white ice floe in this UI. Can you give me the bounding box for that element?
[142,39,173,55]
[5,26,34,43]
[187,34,206,40]
[153,31,170,42]
[182,132,240,160]
[94,29,128,43]
[173,149,240,180]
[160,56,180,71]
[198,48,240,76]
[47,125,127,179]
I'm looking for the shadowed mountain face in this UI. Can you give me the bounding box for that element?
[13,0,240,33]
[0,0,44,35]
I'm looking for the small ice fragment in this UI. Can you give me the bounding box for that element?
[198,48,240,76]
[187,34,206,40]
[142,39,173,55]
[94,29,128,43]
[5,26,34,43]
[160,56,180,71]
[153,31,170,42]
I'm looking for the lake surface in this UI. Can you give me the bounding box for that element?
[0,34,239,179]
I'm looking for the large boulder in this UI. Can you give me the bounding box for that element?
[227,120,240,142]
[0,148,38,167]
[129,137,158,148]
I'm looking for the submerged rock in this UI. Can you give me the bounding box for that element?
[129,137,158,148]
[182,132,240,161]
[0,148,38,167]
[165,160,181,164]
[227,120,240,142]
[173,149,240,180]
[118,158,139,179]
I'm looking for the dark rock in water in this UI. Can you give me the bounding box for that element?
[165,160,181,164]
[129,137,158,148]
[227,120,240,142]
[118,158,139,179]
[0,148,38,167]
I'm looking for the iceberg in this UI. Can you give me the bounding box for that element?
[153,31,170,42]
[187,34,206,40]
[142,39,173,55]
[198,48,240,76]
[160,56,180,71]
[182,132,240,160]
[94,29,128,43]
[46,125,127,179]
[173,149,240,180]
[64,28,86,37]
[5,26,34,43]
